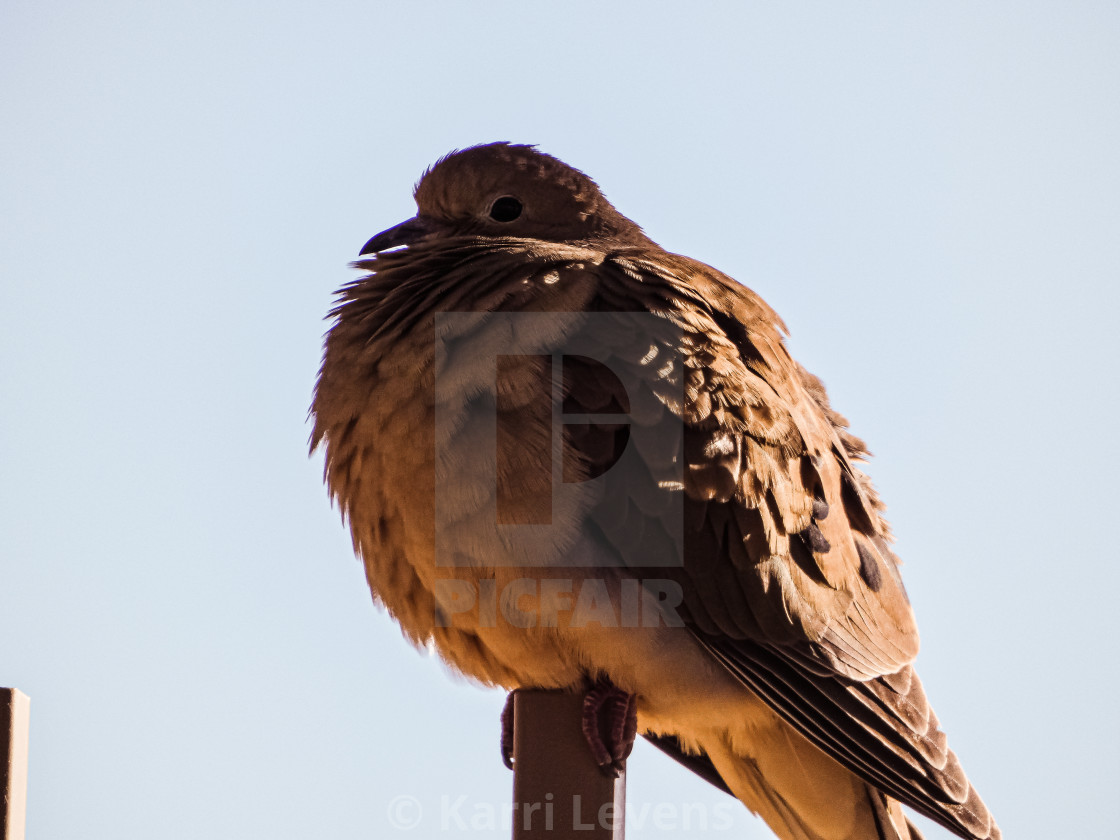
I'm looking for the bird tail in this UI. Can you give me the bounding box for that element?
[700,733,924,840]
[866,788,925,840]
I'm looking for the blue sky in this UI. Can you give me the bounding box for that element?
[2,2,1117,837]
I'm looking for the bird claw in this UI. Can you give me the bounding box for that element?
[501,691,516,770]
[582,678,638,778]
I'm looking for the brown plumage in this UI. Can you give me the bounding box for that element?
[311,142,1000,840]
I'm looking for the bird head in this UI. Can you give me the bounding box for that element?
[359,142,654,255]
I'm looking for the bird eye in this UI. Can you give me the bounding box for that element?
[489,196,523,223]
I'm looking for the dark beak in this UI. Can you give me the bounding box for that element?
[359,216,431,256]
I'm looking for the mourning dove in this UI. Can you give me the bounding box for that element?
[311,143,1000,840]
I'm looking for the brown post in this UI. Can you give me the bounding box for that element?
[511,690,624,839]
[1,689,29,840]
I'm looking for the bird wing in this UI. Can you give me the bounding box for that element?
[569,251,997,840]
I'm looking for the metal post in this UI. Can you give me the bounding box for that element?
[511,689,624,839]
[1,689,29,840]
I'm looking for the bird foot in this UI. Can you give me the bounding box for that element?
[500,682,638,777]
[582,678,638,778]
[501,691,516,770]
